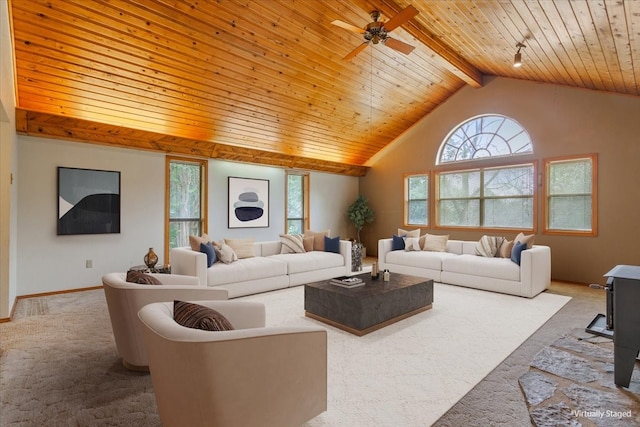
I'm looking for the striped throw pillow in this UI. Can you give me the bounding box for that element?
[279,234,305,254]
[173,300,234,331]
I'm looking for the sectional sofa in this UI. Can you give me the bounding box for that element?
[378,237,551,298]
[170,239,353,298]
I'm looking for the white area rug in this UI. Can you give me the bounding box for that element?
[238,283,571,427]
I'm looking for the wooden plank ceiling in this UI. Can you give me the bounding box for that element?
[9,0,640,176]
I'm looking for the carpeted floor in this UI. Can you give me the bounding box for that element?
[0,280,613,427]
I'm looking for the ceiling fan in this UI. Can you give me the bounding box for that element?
[331,5,419,60]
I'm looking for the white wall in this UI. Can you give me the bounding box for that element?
[1,0,18,318]
[16,137,359,295]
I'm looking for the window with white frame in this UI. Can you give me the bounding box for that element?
[544,154,597,235]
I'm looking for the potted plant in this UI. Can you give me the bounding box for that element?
[347,195,375,269]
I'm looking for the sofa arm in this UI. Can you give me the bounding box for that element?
[339,240,353,273]
[520,245,551,297]
[169,247,208,287]
[378,238,392,270]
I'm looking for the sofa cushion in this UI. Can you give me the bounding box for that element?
[385,250,457,271]
[324,236,340,253]
[443,254,520,281]
[304,229,330,251]
[206,257,288,286]
[279,234,305,254]
[173,300,234,331]
[269,251,344,274]
[200,242,217,267]
[224,238,255,259]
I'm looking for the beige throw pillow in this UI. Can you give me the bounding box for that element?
[404,237,421,251]
[398,228,420,239]
[304,229,330,251]
[303,236,314,252]
[214,241,238,264]
[498,239,514,258]
[514,232,535,249]
[224,238,255,259]
[189,233,212,251]
[423,234,449,252]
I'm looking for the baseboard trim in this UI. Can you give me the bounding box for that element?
[17,285,103,301]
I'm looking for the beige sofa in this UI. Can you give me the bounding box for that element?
[378,238,551,298]
[102,272,228,370]
[170,239,353,298]
[138,300,327,427]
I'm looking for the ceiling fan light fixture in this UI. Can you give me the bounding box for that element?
[513,42,526,68]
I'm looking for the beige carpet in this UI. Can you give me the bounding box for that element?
[0,284,570,426]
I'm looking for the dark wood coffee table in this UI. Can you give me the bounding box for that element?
[304,273,434,336]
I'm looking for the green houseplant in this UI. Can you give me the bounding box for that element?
[347,195,375,244]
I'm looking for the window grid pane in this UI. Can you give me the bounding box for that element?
[406,175,428,225]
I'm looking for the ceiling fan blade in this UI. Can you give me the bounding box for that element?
[331,19,365,34]
[384,37,416,55]
[343,42,369,60]
[384,5,419,32]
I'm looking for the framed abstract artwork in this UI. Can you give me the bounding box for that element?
[228,177,269,228]
[57,167,121,235]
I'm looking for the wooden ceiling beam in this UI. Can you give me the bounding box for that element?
[15,109,369,177]
[349,0,483,88]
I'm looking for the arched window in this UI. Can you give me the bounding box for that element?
[438,114,532,164]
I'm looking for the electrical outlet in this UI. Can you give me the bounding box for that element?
[86,259,93,268]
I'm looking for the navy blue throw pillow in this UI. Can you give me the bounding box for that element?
[200,242,217,267]
[510,241,527,266]
[324,236,340,254]
[392,234,406,251]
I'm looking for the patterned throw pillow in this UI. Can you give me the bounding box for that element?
[475,235,505,257]
[279,234,305,254]
[173,300,234,331]
[125,270,162,285]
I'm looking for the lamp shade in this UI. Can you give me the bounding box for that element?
[513,51,522,67]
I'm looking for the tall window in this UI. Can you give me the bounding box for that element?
[544,154,597,236]
[285,172,309,234]
[436,164,535,229]
[404,174,429,226]
[165,157,207,256]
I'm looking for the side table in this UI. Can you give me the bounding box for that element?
[128,264,171,274]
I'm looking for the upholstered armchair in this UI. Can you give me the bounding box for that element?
[102,272,228,371]
[138,300,328,427]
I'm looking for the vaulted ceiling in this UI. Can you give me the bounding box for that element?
[9,0,640,176]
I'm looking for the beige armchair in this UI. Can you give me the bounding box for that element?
[102,272,228,371]
[138,300,327,427]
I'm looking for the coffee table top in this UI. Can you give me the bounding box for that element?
[305,272,432,297]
